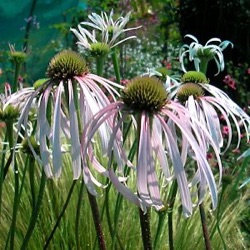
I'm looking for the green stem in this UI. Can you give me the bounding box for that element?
[199,202,212,250]
[29,157,36,210]
[18,156,29,201]
[232,157,250,192]
[111,48,121,84]
[96,56,105,76]
[153,210,166,249]
[167,180,178,250]
[4,119,19,250]
[211,183,228,249]
[0,133,8,217]
[3,120,14,178]
[21,167,47,250]
[139,208,152,250]
[111,192,125,250]
[75,180,85,250]
[5,159,19,250]
[13,63,21,93]
[43,180,77,249]
[4,155,29,249]
[23,0,38,53]
[199,59,209,75]
[87,191,107,250]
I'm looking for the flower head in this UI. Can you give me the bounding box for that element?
[9,44,27,66]
[175,71,250,153]
[180,34,233,75]
[0,83,20,122]
[70,10,141,55]
[81,76,222,216]
[122,76,167,113]
[46,50,88,80]
[12,50,123,180]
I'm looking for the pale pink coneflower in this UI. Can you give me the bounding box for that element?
[11,50,123,182]
[81,76,222,216]
[175,71,250,154]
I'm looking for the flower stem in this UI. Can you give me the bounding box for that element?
[139,208,152,250]
[4,120,19,250]
[21,167,47,250]
[13,63,21,93]
[211,181,228,249]
[5,160,19,250]
[154,210,166,249]
[199,202,212,250]
[200,59,209,75]
[23,0,38,53]
[96,56,105,76]
[29,157,36,210]
[87,190,107,250]
[167,180,178,250]
[43,180,77,249]
[75,180,85,250]
[0,133,8,217]
[111,48,121,84]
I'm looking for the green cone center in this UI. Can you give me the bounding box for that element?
[122,76,168,113]
[46,50,88,81]
[181,71,209,84]
[176,83,204,103]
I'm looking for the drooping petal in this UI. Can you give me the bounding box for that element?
[157,114,193,216]
[137,113,153,206]
[109,168,146,211]
[52,81,63,178]
[38,87,53,177]
[68,80,82,179]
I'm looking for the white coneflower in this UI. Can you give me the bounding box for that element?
[70,9,141,55]
[179,34,233,75]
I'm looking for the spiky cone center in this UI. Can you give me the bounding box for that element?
[90,42,110,57]
[176,83,204,103]
[46,50,89,81]
[182,71,209,84]
[122,76,168,113]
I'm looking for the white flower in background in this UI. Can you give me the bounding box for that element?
[179,34,233,75]
[70,9,141,55]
